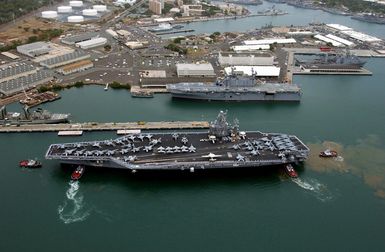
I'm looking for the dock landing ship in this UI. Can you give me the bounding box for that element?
[45,111,309,172]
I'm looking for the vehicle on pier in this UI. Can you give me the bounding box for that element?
[45,111,310,174]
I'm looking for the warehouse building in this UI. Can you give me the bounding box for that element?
[17,42,52,57]
[314,34,343,47]
[243,38,296,45]
[61,32,100,45]
[56,60,94,75]
[218,52,274,66]
[176,63,215,77]
[325,34,355,47]
[0,70,53,96]
[0,62,38,83]
[75,37,107,49]
[39,50,90,69]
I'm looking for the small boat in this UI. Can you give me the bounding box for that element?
[131,91,154,98]
[104,83,109,91]
[19,159,42,168]
[285,164,298,178]
[71,166,85,180]
[319,149,338,158]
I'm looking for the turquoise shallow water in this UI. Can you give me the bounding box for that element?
[2,3,385,251]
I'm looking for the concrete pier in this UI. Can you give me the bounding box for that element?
[0,121,209,133]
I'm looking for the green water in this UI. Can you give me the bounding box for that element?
[2,4,385,250]
[1,58,385,251]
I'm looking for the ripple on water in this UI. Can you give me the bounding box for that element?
[58,181,91,224]
[292,177,335,202]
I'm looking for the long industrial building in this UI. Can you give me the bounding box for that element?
[0,62,38,83]
[243,38,296,45]
[0,70,53,96]
[231,45,270,52]
[176,63,215,77]
[325,34,355,47]
[75,37,107,49]
[314,34,343,47]
[56,60,93,75]
[218,52,274,66]
[39,50,90,69]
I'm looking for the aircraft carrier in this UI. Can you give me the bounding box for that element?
[167,74,301,102]
[45,111,309,172]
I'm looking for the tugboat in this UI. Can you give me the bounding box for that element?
[19,159,42,168]
[319,149,338,158]
[71,166,85,180]
[285,164,298,178]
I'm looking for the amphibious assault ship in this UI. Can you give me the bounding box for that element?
[167,73,301,102]
[0,105,69,125]
[45,111,309,172]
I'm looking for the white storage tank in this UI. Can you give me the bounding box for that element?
[82,9,98,16]
[67,15,84,23]
[57,6,73,13]
[93,5,107,12]
[69,1,83,7]
[41,11,58,19]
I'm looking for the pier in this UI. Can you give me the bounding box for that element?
[156,29,195,35]
[0,121,209,133]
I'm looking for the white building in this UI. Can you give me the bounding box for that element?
[176,63,215,77]
[341,30,382,43]
[314,34,343,47]
[76,37,107,49]
[325,34,355,47]
[243,38,296,45]
[218,52,274,66]
[326,24,353,31]
[231,45,270,52]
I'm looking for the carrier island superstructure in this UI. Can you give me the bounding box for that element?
[45,111,309,172]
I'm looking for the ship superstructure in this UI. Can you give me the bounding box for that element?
[45,111,309,172]
[167,74,301,102]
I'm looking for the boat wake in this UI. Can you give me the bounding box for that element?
[334,156,344,162]
[58,181,91,224]
[292,177,334,202]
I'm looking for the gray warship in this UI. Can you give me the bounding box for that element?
[351,14,385,24]
[45,111,309,173]
[167,73,301,102]
[296,51,366,69]
[0,105,69,125]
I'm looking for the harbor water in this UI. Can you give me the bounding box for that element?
[2,2,385,251]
